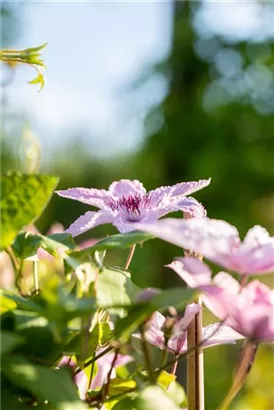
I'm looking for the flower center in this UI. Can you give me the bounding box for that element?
[107,194,151,222]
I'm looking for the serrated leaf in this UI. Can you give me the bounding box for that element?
[2,355,88,410]
[1,172,59,249]
[0,332,25,356]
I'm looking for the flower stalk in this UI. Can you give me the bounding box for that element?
[187,296,204,410]
[124,244,136,270]
[218,341,258,410]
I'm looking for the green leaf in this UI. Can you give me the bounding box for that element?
[135,385,180,409]
[115,288,196,342]
[157,371,176,389]
[63,322,112,359]
[0,290,42,313]
[12,231,76,260]
[0,332,25,356]
[1,386,29,410]
[0,292,17,313]
[12,231,42,259]
[166,379,187,408]
[156,371,186,407]
[112,386,180,410]
[108,378,136,397]
[96,268,140,316]
[2,355,88,410]
[47,233,76,251]
[91,231,154,251]
[14,311,66,362]
[1,172,59,250]
[67,231,154,270]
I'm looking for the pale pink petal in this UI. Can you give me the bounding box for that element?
[47,223,65,234]
[201,323,245,348]
[148,179,211,203]
[168,257,212,288]
[179,197,207,218]
[169,304,201,353]
[170,179,211,197]
[136,218,240,265]
[212,272,240,295]
[108,179,146,197]
[243,225,273,246]
[90,351,133,390]
[56,187,111,209]
[67,211,114,237]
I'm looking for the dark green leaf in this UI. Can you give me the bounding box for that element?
[1,386,29,410]
[2,355,88,409]
[1,172,59,249]
[0,332,25,356]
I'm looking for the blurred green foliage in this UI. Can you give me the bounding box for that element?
[1,1,274,409]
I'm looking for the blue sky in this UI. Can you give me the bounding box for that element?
[5,1,273,159]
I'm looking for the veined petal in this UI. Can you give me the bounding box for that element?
[201,323,245,348]
[136,218,240,260]
[177,197,207,217]
[56,187,111,209]
[170,178,211,197]
[168,257,212,287]
[108,179,146,197]
[66,210,114,237]
[243,225,273,246]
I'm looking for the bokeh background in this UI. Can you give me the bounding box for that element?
[1,1,274,409]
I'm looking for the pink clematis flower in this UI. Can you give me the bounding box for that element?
[169,258,274,343]
[58,350,133,400]
[55,178,210,236]
[136,218,274,275]
[134,303,243,355]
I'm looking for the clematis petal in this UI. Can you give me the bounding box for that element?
[136,218,240,266]
[201,323,245,348]
[67,210,114,237]
[178,197,207,218]
[170,178,211,197]
[168,257,212,288]
[243,225,273,246]
[148,179,211,204]
[56,187,112,209]
[108,179,146,197]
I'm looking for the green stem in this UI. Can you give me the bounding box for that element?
[74,346,114,376]
[103,348,120,400]
[160,348,168,368]
[140,325,155,384]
